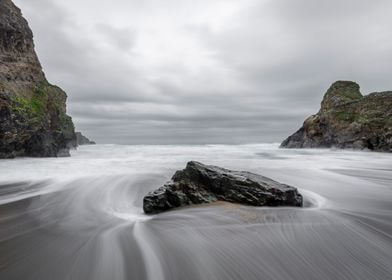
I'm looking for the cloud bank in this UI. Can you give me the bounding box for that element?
[15,0,392,144]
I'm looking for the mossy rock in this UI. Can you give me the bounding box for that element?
[281,80,392,152]
[321,81,363,111]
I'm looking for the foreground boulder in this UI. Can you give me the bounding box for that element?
[0,0,76,158]
[281,81,392,152]
[143,161,303,214]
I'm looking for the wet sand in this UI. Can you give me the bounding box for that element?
[0,144,391,280]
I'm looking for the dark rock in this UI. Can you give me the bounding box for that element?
[0,0,76,158]
[76,132,95,145]
[281,81,392,152]
[143,161,303,214]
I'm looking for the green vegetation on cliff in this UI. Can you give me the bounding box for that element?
[281,81,392,152]
[0,0,76,158]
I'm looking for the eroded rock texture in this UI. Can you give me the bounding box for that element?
[0,0,76,158]
[281,81,392,152]
[143,161,303,214]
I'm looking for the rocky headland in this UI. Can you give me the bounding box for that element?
[0,0,76,158]
[143,161,303,214]
[281,81,392,152]
[76,132,96,145]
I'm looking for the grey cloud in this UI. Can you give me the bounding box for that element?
[14,0,392,144]
[95,24,136,52]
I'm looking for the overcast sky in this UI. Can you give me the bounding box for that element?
[14,0,392,144]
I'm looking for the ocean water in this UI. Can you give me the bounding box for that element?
[0,144,391,280]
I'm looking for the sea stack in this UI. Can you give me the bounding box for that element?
[281,81,392,152]
[143,161,303,214]
[0,0,76,158]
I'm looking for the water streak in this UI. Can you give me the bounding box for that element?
[0,144,391,280]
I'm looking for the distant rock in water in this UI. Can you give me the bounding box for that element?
[0,0,76,158]
[143,161,303,214]
[281,81,392,152]
[76,132,96,145]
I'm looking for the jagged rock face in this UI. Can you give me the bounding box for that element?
[0,0,76,158]
[76,132,96,145]
[0,0,44,88]
[320,81,362,111]
[143,161,303,214]
[281,81,392,152]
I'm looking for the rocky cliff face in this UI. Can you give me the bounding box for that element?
[0,0,76,158]
[281,81,392,152]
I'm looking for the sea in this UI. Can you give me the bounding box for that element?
[0,144,391,280]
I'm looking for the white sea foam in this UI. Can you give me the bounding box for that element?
[0,144,391,280]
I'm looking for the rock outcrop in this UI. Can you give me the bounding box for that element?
[76,132,96,145]
[143,161,303,214]
[281,81,392,152]
[0,0,76,158]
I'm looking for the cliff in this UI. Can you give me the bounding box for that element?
[281,81,392,152]
[0,0,76,158]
